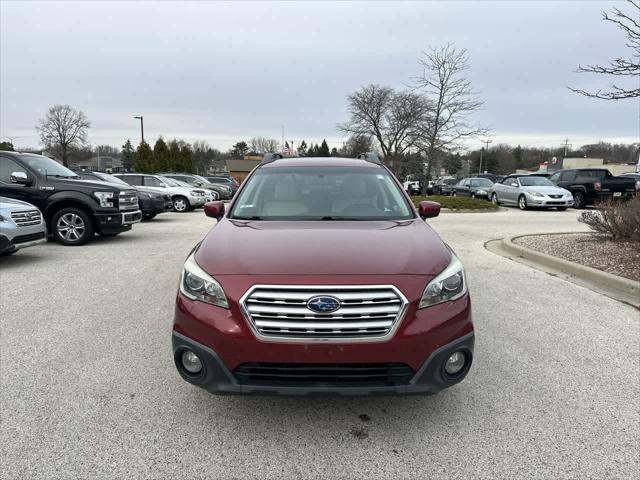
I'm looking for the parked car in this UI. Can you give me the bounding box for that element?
[113,174,208,212]
[620,172,640,192]
[172,153,474,396]
[477,173,505,183]
[0,197,47,255]
[204,176,239,196]
[432,177,458,196]
[160,173,233,200]
[549,168,636,209]
[452,177,494,199]
[0,152,141,245]
[164,177,218,203]
[403,180,422,196]
[490,174,573,210]
[74,170,173,220]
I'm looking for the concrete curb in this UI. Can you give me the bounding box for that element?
[501,233,639,305]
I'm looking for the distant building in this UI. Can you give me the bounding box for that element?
[225,158,261,183]
[77,156,123,172]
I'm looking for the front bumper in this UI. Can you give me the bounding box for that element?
[526,195,574,207]
[94,209,142,233]
[172,287,474,396]
[189,195,207,207]
[0,231,47,254]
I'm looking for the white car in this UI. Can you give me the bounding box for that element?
[489,175,574,210]
[114,174,208,212]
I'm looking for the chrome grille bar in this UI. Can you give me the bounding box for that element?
[10,210,42,227]
[240,285,408,342]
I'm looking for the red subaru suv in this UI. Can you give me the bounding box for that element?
[172,153,474,395]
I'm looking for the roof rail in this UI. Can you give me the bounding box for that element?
[261,153,283,165]
[356,152,382,165]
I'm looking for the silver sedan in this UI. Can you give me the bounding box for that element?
[489,175,574,210]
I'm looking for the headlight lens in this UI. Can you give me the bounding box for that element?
[527,191,544,197]
[180,252,229,308]
[93,191,115,207]
[419,254,467,308]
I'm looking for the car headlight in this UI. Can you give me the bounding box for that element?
[190,190,201,196]
[93,191,115,207]
[180,252,229,308]
[527,191,544,197]
[419,254,467,308]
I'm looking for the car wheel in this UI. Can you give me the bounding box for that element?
[518,195,528,210]
[172,196,190,212]
[491,193,500,205]
[573,192,586,209]
[1,249,17,256]
[452,191,457,197]
[142,213,156,221]
[52,207,94,246]
[471,193,476,199]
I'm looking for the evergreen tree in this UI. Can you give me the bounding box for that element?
[133,141,153,173]
[0,141,15,151]
[513,145,524,169]
[318,139,330,157]
[297,140,308,157]
[231,141,249,159]
[121,139,134,171]
[152,137,169,172]
[167,140,180,172]
[330,147,339,157]
[178,143,193,173]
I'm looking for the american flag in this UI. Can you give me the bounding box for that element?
[283,141,292,156]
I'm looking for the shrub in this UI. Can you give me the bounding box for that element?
[411,195,498,210]
[578,196,640,242]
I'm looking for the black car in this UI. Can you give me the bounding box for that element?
[432,178,459,196]
[74,170,173,220]
[549,168,637,208]
[452,177,494,199]
[0,152,142,245]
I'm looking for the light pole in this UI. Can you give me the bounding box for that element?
[478,139,492,175]
[133,116,144,144]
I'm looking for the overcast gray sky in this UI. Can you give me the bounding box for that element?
[1,0,639,152]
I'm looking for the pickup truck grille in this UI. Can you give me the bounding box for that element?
[118,191,139,211]
[10,210,42,227]
[241,285,408,341]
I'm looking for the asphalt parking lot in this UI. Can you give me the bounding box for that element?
[1,208,638,479]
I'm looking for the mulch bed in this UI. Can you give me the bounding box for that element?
[513,233,640,282]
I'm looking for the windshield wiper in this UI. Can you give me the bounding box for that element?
[233,215,264,220]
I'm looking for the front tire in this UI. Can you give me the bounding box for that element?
[471,193,476,199]
[572,192,586,209]
[491,193,500,205]
[51,207,94,246]
[518,195,528,211]
[172,196,190,213]
[452,191,457,197]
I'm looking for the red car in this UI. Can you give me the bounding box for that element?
[172,153,474,395]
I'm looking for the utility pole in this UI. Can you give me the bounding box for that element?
[561,138,571,157]
[478,139,492,175]
[133,116,144,144]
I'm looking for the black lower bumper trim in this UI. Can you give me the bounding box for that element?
[172,331,474,396]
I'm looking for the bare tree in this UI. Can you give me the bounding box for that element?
[338,84,431,163]
[413,45,487,185]
[36,104,91,166]
[249,136,280,154]
[570,0,640,100]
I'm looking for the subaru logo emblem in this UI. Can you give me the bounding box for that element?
[306,295,341,313]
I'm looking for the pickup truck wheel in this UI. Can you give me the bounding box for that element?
[52,207,94,246]
[172,196,190,213]
[491,193,500,205]
[572,192,586,209]
[518,195,528,210]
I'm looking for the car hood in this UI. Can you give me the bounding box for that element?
[523,185,569,195]
[0,196,37,210]
[195,219,451,276]
[55,178,133,192]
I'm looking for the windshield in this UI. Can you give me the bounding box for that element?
[21,155,78,178]
[519,177,554,187]
[443,179,458,185]
[469,178,493,187]
[230,166,414,220]
[162,177,182,187]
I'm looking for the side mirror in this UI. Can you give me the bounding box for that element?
[204,201,225,220]
[418,201,440,219]
[10,171,30,185]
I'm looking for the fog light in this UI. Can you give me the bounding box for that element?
[181,350,203,374]
[444,351,466,375]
